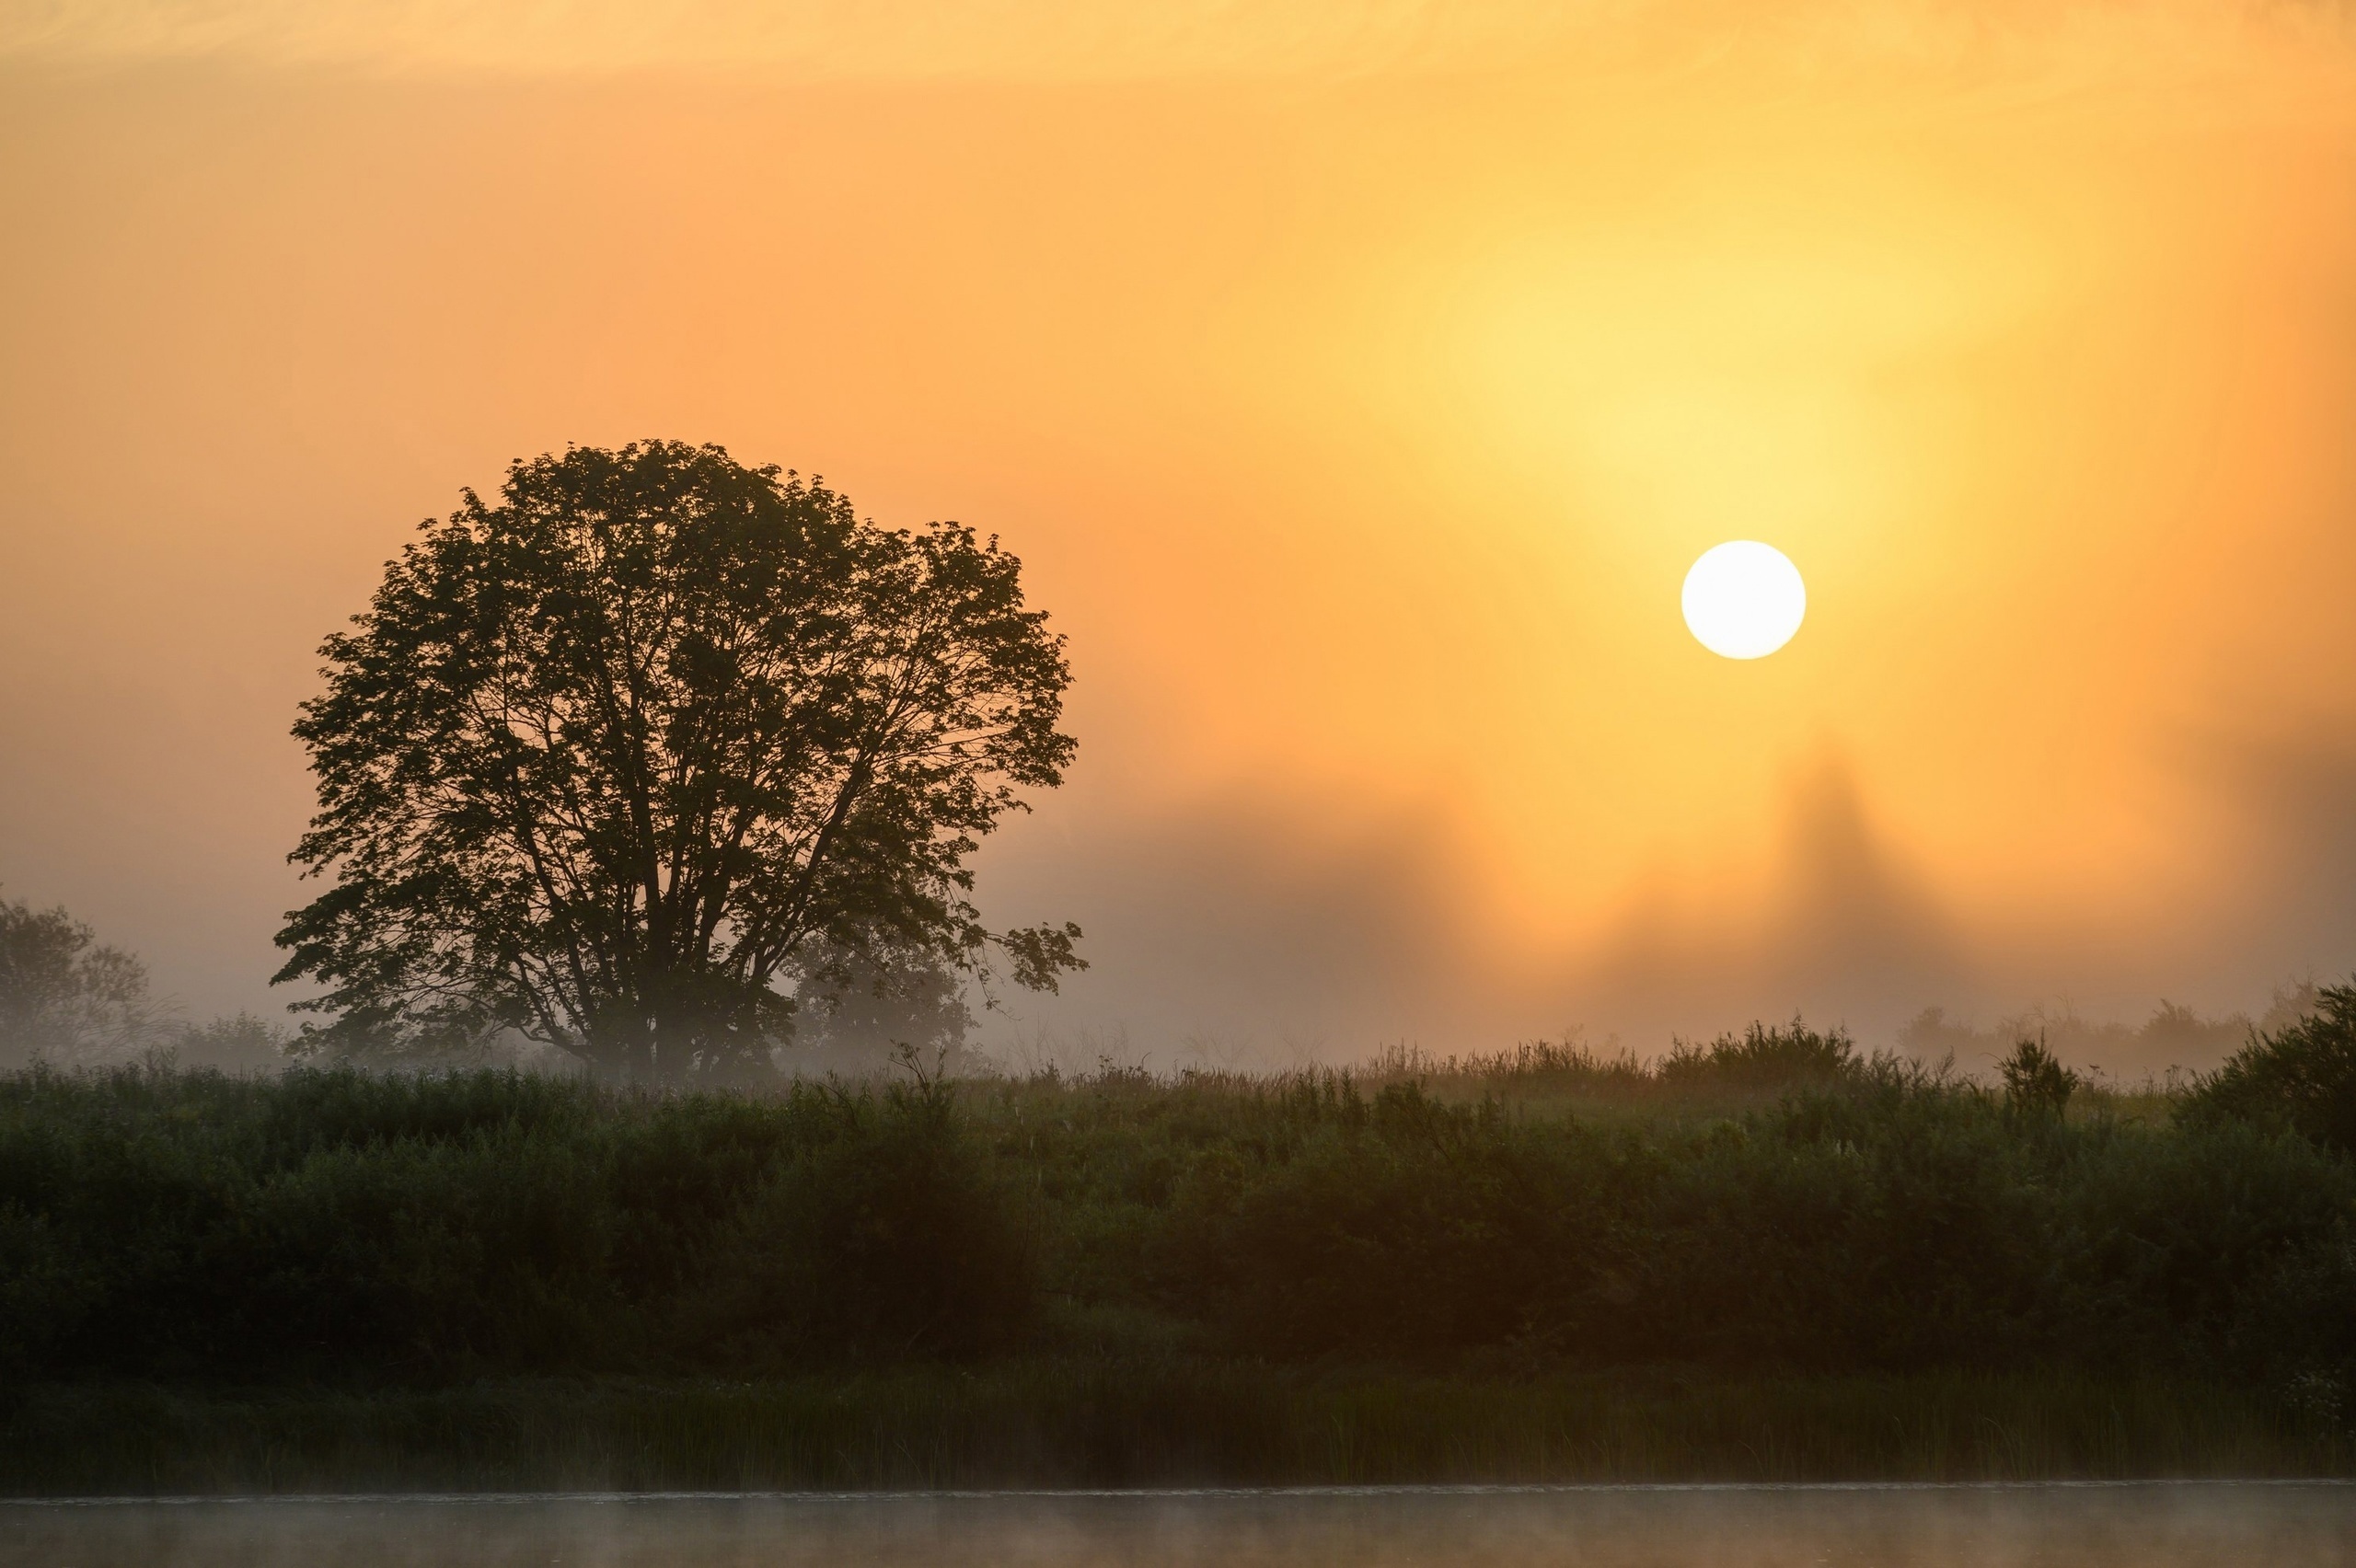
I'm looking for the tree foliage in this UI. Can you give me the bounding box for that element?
[2181,982,2356,1154]
[0,892,156,1064]
[274,441,1080,1078]
[791,941,977,1070]
[1998,1036,2080,1119]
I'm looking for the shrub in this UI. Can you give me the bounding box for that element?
[7,1029,2356,1397]
[1158,1083,1643,1361]
[1657,1019,1857,1090]
[1148,1065,2356,1379]
[1999,1036,2079,1118]
[693,1074,1037,1362]
[2179,983,2356,1155]
[0,1066,1034,1385]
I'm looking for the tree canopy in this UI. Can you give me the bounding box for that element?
[0,891,156,1065]
[274,441,1080,1078]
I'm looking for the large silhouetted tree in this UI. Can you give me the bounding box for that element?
[274,441,1080,1078]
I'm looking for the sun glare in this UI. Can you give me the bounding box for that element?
[1681,541,1806,660]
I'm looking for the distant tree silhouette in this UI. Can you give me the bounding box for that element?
[791,939,979,1070]
[274,441,1080,1079]
[0,890,157,1063]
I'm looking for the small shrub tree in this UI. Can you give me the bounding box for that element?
[1998,1035,2078,1118]
[1658,1018,1856,1090]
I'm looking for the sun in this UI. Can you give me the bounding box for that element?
[1681,541,1807,660]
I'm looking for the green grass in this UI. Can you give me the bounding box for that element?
[4,1363,2341,1495]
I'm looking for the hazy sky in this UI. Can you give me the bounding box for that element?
[5,1,2356,1065]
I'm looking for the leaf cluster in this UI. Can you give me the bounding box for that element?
[2179,981,2356,1155]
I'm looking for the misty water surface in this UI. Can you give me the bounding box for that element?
[6,1482,2352,1567]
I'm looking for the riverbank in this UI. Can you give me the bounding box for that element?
[4,1364,2343,1494]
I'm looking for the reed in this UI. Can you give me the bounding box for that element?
[6,1029,2354,1493]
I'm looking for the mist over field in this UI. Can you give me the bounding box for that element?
[6,0,2356,1071]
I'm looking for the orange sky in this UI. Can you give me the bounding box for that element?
[6,2,2356,1064]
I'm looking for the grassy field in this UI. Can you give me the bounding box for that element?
[5,1019,2354,1493]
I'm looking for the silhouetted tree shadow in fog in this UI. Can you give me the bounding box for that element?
[0,891,295,1073]
[788,940,983,1078]
[1900,983,2319,1079]
[0,889,157,1066]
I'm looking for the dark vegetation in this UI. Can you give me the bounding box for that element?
[271,441,1081,1078]
[0,1062,1029,1391]
[2179,979,2356,1157]
[4,1011,2355,1487]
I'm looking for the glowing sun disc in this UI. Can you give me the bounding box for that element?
[1681,541,1807,660]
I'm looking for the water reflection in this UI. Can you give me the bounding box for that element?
[7,1482,2352,1567]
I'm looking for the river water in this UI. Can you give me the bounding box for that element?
[5,1482,2350,1566]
